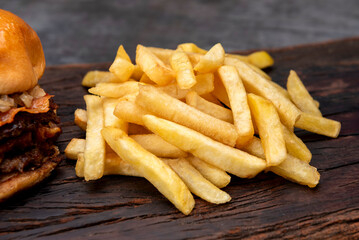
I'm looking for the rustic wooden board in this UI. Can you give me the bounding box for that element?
[1,38,359,239]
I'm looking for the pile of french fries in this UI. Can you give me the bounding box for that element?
[65,43,341,215]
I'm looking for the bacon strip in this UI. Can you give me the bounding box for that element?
[0,94,52,127]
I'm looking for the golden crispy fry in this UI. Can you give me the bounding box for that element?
[128,123,151,135]
[139,73,156,84]
[225,57,301,129]
[76,153,85,178]
[247,51,274,69]
[287,70,322,116]
[200,93,222,105]
[270,81,290,99]
[164,158,231,204]
[212,73,230,107]
[88,81,141,98]
[136,45,175,85]
[281,125,312,163]
[102,98,128,132]
[109,45,135,82]
[158,73,214,99]
[242,137,320,188]
[194,43,225,73]
[218,65,254,146]
[137,85,238,146]
[246,63,272,81]
[82,71,120,87]
[114,94,150,126]
[295,112,341,138]
[74,108,87,131]
[65,138,86,160]
[177,43,207,54]
[186,91,233,123]
[170,50,197,89]
[130,134,188,158]
[248,94,286,166]
[143,115,266,178]
[186,156,231,188]
[131,65,144,81]
[102,127,195,215]
[83,95,105,181]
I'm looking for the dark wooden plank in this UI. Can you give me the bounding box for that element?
[1,38,359,239]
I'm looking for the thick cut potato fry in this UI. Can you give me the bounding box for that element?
[248,94,287,166]
[136,45,175,85]
[109,45,135,82]
[65,138,86,160]
[194,43,225,73]
[114,94,150,126]
[200,93,222,105]
[76,152,142,177]
[128,123,151,134]
[242,137,320,188]
[270,81,290,99]
[130,134,188,158]
[177,43,208,54]
[218,65,254,147]
[170,50,197,89]
[212,73,230,107]
[82,71,120,87]
[287,70,322,116]
[158,73,214,99]
[74,108,87,131]
[102,98,128,132]
[186,156,231,188]
[143,115,266,178]
[225,57,301,129]
[281,125,312,163]
[102,127,195,215]
[139,73,155,84]
[131,65,144,81]
[186,91,233,123]
[137,85,238,146]
[89,81,141,98]
[83,95,105,181]
[247,51,274,69]
[295,112,341,138]
[246,63,272,81]
[164,158,231,204]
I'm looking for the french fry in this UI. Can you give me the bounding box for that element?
[128,123,151,135]
[295,112,341,138]
[164,158,231,204]
[137,85,238,146]
[177,43,207,54]
[82,71,120,87]
[130,134,188,158]
[102,98,128,132]
[212,73,230,107]
[225,57,301,129]
[109,45,135,82]
[136,45,175,85]
[281,125,312,163]
[143,115,266,178]
[139,73,156,84]
[186,156,231,188]
[158,73,214,99]
[83,95,105,181]
[65,138,86,160]
[75,152,142,178]
[186,91,233,123]
[242,137,320,188]
[88,81,142,98]
[74,108,87,131]
[102,127,195,215]
[194,43,225,73]
[218,65,254,146]
[170,50,197,89]
[246,63,272,81]
[287,70,322,116]
[248,93,286,166]
[270,81,290,99]
[114,94,150,126]
[200,92,222,105]
[131,65,144,81]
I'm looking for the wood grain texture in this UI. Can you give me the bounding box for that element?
[1,38,359,239]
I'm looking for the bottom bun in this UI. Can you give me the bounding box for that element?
[0,146,62,202]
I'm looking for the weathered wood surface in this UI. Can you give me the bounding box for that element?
[1,38,359,239]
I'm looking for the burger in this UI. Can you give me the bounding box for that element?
[0,9,62,201]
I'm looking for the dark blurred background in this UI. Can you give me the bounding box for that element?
[2,0,359,65]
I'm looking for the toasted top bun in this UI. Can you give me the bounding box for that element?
[0,9,45,95]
